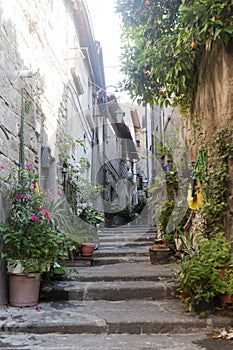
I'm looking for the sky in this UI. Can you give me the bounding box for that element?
[85,0,124,91]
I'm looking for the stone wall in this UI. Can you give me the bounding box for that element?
[183,39,233,160]
[0,0,92,304]
[181,39,233,239]
[0,0,95,190]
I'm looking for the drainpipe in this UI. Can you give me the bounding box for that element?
[0,125,9,305]
[19,89,25,168]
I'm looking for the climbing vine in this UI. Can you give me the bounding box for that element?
[195,128,233,238]
[116,0,233,110]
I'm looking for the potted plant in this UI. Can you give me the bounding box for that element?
[149,238,170,264]
[175,232,230,315]
[177,256,224,315]
[221,267,233,305]
[0,164,70,306]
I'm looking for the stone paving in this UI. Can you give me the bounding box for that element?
[1,224,233,349]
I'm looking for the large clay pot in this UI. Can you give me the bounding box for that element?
[81,243,95,257]
[8,273,41,307]
[149,247,170,264]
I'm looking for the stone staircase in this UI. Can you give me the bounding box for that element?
[0,224,232,349]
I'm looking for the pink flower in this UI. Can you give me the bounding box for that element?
[35,306,41,312]
[47,188,51,195]
[25,164,33,170]
[0,165,5,169]
[46,215,51,221]
[15,194,22,201]
[31,215,39,221]
[44,245,49,249]
[22,194,27,199]
[58,189,62,196]
[59,242,63,247]
[41,209,47,215]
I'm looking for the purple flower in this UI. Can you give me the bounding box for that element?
[25,164,33,170]
[59,242,63,247]
[0,165,5,169]
[44,245,49,249]
[22,194,27,199]
[46,215,51,221]
[35,306,41,312]
[41,209,47,215]
[31,215,39,221]
[15,194,22,201]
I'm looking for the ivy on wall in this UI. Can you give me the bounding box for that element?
[195,128,233,238]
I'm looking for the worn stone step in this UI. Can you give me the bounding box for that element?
[0,299,231,335]
[94,247,149,257]
[98,233,155,241]
[99,241,153,248]
[66,262,176,282]
[40,280,176,302]
[93,255,150,265]
[0,332,224,350]
[101,225,154,231]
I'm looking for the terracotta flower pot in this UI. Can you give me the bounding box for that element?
[8,273,41,307]
[222,294,233,304]
[81,243,95,257]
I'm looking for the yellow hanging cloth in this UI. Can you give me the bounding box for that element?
[34,182,40,195]
[188,179,205,210]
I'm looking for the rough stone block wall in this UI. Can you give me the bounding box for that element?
[181,39,233,239]
[183,39,233,160]
[0,0,81,191]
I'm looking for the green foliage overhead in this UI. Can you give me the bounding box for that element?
[116,0,233,108]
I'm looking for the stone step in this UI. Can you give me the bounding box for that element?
[66,262,176,282]
[94,247,149,257]
[40,280,177,302]
[98,234,155,242]
[0,299,231,335]
[100,225,154,231]
[99,241,153,248]
[0,332,223,350]
[101,228,155,235]
[93,255,150,265]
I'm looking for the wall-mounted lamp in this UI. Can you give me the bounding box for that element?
[114,108,125,123]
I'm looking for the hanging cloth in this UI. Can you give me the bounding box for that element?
[188,147,208,210]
